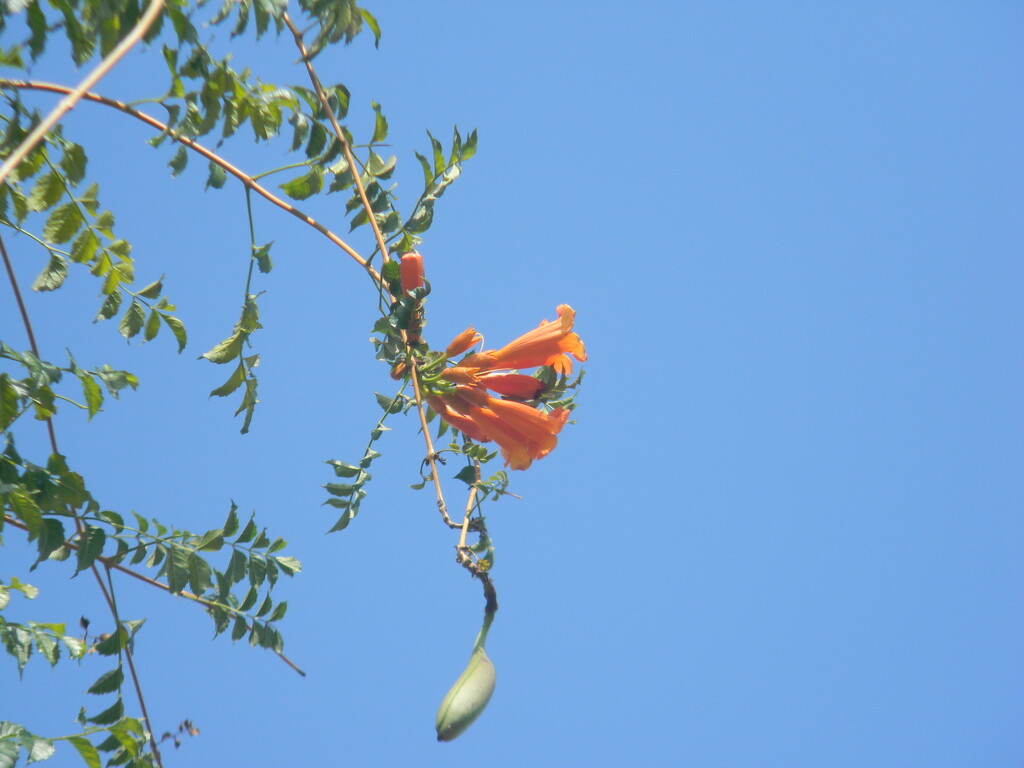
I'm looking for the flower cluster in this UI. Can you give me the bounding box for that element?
[425,304,586,470]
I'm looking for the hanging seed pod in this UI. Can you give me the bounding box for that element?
[435,646,496,741]
[436,613,496,741]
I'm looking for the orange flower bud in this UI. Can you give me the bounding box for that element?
[445,327,482,358]
[399,252,424,292]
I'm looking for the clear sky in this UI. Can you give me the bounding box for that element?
[2,1,1022,766]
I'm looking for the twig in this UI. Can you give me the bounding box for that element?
[0,79,381,287]
[406,354,458,528]
[282,13,394,272]
[2,513,306,676]
[0,0,166,187]
[458,464,479,551]
[1,231,165,767]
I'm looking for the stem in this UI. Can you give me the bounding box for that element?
[0,0,167,187]
[0,79,381,287]
[281,13,394,274]
[458,462,481,551]
[473,611,494,652]
[407,354,457,528]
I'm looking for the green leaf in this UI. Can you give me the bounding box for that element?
[205,161,227,190]
[26,734,55,763]
[144,309,161,341]
[27,171,64,212]
[279,167,323,200]
[93,628,127,656]
[32,518,66,567]
[9,489,43,537]
[195,527,224,552]
[75,526,106,573]
[118,301,145,340]
[222,503,240,537]
[239,585,257,612]
[169,145,188,176]
[67,736,101,768]
[253,242,273,273]
[162,546,190,593]
[231,616,248,641]
[375,392,398,412]
[86,666,124,695]
[248,552,266,586]
[326,459,360,478]
[136,278,163,299]
[428,131,445,175]
[61,143,87,184]
[86,698,124,726]
[273,556,301,575]
[461,129,478,161]
[235,516,257,544]
[96,290,121,320]
[255,594,272,618]
[77,374,103,418]
[267,601,287,622]
[209,361,245,397]
[42,202,84,244]
[162,314,188,352]
[70,228,99,264]
[201,329,243,364]
[371,101,388,143]
[360,7,381,47]
[31,253,67,292]
[226,549,247,583]
[187,552,212,595]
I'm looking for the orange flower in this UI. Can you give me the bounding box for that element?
[468,400,569,470]
[463,304,586,375]
[427,305,585,470]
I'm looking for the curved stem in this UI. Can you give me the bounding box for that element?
[0,79,381,287]
[282,13,395,275]
[0,0,166,186]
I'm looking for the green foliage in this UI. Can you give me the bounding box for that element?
[0,579,87,676]
[0,120,186,348]
[322,388,408,532]
[0,0,512,757]
[201,296,261,432]
[0,344,138,427]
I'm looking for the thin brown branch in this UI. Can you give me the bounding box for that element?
[282,13,395,275]
[2,513,306,676]
[0,79,381,287]
[1,232,165,767]
[407,354,459,528]
[0,0,166,187]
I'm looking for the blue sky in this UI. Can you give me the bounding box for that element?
[2,1,1022,766]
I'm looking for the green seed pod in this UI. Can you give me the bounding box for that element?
[435,646,496,741]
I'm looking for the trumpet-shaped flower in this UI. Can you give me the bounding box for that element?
[463,304,587,375]
[425,305,584,470]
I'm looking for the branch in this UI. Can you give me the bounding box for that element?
[1,513,306,676]
[282,13,395,276]
[1,231,165,768]
[0,0,166,187]
[0,79,382,287]
[407,354,458,529]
